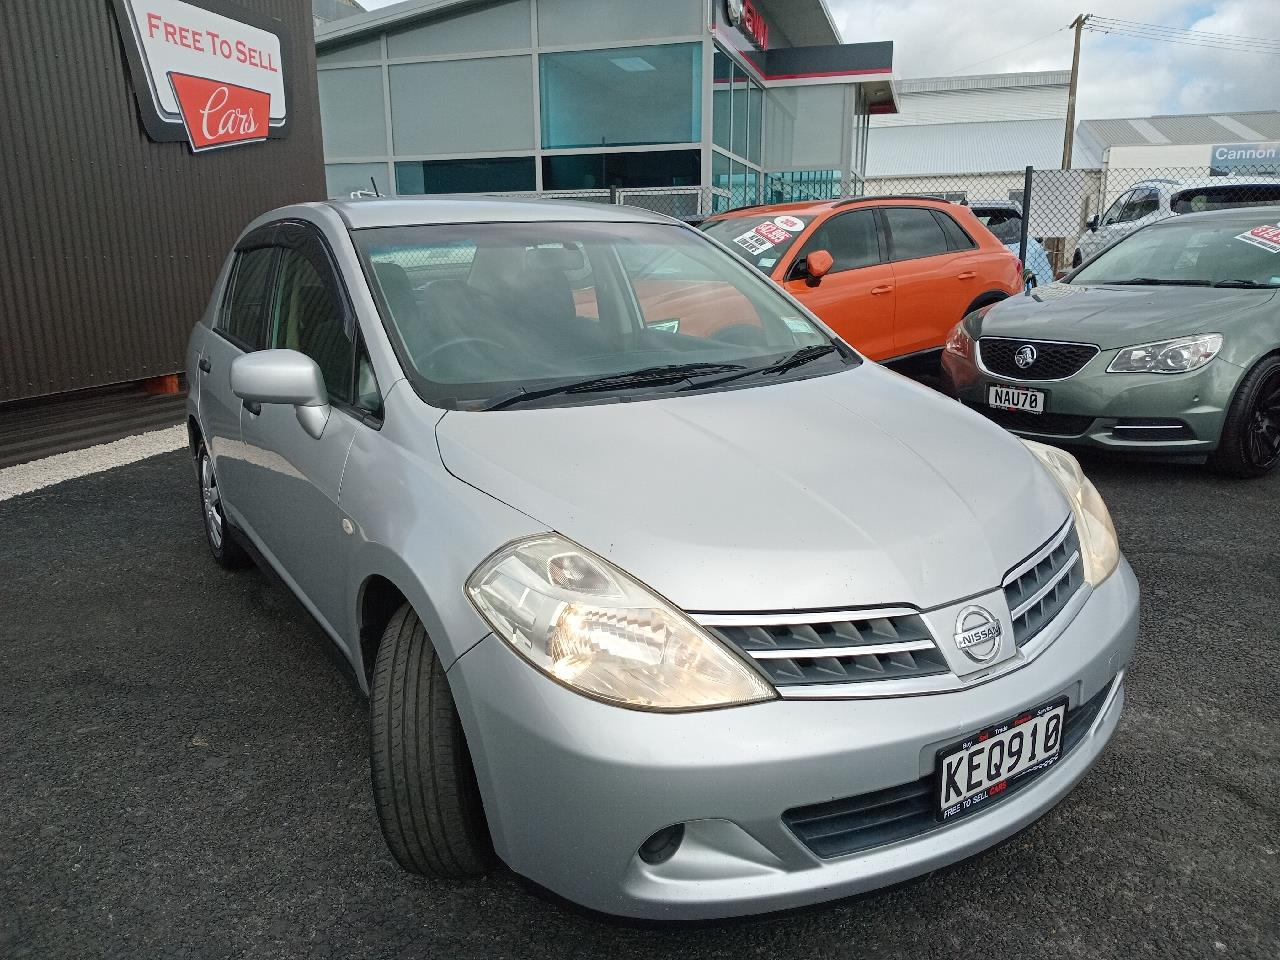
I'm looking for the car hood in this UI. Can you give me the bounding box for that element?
[975,282,1277,349]
[435,366,1068,612]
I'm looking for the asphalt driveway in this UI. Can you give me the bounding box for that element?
[1,449,1277,959]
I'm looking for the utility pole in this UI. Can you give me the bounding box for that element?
[1061,14,1088,169]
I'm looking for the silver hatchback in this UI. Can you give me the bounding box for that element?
[185,197,1139,919]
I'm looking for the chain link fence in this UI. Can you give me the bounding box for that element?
[866,165,1280,279]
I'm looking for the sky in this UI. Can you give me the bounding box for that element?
[354,0,1278,121]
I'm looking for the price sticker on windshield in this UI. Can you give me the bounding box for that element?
[755,222,793,245]
[1236,224,1280,253]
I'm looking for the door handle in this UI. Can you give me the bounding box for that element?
[198,356,211,373]
[870,285,894,295]
[957,271,976,280]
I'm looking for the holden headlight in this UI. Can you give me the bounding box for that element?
[466,535,775,711]
[1107,334,1222,374]
[1021,440,1120,586]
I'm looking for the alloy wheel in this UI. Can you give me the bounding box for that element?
[200,452,225,549]
[1246,369,1280,470]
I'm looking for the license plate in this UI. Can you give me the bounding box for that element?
[988,384,1044,414]
[935,697,1068,821]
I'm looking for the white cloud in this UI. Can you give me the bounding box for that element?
[828,0,1277,119]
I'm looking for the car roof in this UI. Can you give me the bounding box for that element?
[967,200,1020,212]
[322,196,678,230]
[704,195,961,222]
[1150,204,1280,226]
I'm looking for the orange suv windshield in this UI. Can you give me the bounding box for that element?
[702,214,813,272]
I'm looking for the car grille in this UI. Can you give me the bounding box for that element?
[979,337,1099,381]
[705,613,948,687]
[782,677,1116,859]
[966,403,1096,437]
[1004,523,1084,647]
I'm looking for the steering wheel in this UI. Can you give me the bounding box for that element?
[414,336,507,370]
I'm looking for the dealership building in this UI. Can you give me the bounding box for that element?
[315,0,898,216]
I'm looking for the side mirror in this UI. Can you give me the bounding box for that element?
[231,349,331,440]
[1086,215,1099,232]
[803,249,834,286]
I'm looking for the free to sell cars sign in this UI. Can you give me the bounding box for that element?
[110,0,289,152]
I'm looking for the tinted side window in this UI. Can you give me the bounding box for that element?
[934,210,979,250]
[883,207,950,261]
[1100,191,1130,226]
[269,238,355,404]
[792,210,880,277]
[218,248,276,350]
[1119,189,1158,222]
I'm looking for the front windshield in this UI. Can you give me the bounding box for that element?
[1070,217,1280,288]
[354,221,851,408]
[700,214,812,272]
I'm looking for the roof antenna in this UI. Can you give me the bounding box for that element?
[370,175,381,198]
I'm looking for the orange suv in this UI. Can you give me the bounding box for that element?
[701,197,1023,365]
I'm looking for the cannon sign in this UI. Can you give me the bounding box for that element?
[110,0,290,152]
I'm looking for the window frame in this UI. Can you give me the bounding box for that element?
[932,209,979,251]
[270,219,384,425]
[879,205,954,264]
[1100,190,1134,228]
[1121,188,1159,222]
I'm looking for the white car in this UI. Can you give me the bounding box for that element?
[1074,176,1280,266]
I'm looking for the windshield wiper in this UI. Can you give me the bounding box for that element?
[1107,277,1212,287]
[1212,279,1278,288]
[480,362,746,410]
[677,343,842,391]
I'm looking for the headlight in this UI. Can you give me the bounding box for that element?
[1107,333,1222,374]
[466,534,776,711]
[1020,440,1120,585]
[944,322,974,359]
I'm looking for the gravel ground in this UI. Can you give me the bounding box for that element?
[1,449,1277,960]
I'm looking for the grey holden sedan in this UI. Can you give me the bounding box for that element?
[185,197,1139,919]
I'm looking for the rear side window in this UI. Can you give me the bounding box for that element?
[1171,185,1280,214]
[883,207,950,261]
[218,247,276,350]
[933,210,978,250]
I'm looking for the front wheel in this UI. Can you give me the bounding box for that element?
[196,442,250,568]
[369,604,493,877]
[1209,356,1280,478]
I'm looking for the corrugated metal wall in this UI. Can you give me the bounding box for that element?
[0,0,325,403]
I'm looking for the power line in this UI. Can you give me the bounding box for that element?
[940,25,1069,75]
[1084,16,1280,55]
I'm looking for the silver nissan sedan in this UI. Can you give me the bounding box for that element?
[184,197,1139,920]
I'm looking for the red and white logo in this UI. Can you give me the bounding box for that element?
[112,0,287,153]
[169,72,269,150]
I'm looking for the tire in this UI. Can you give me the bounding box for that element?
[369,603,493,877]
[196,441,250,568]
[1208,355,1280,478]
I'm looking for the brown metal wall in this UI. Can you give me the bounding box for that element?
[0,0,326,402]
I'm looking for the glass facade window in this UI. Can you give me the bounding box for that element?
[325,162,390,199]
[318,67,386,158]
[390,57,535,154]
[539,43,701,149]
[765,170,841,203]
[386,0,529,58]
[394,157,536,195]
[542,150,699,190]
[712,51,731,151]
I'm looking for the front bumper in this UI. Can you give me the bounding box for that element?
[448,558,1140,919]
[942,349,1241,454]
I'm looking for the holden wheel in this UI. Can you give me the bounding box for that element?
[1210,356,1280,478]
